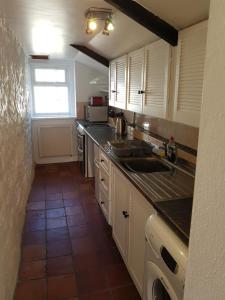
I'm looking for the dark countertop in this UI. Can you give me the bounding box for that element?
[76,120,194,244]
[156,198,193,242]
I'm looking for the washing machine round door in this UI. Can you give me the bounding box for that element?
[145,262,178,300]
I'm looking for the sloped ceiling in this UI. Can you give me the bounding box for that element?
[0,0,210,64]
[136,0,209,29]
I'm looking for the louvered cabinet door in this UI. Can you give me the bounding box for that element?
[115,56,127,109]
[143,40,171,118]
[109,61,116,106]
[174,21,208,127]
[127,48,145,113]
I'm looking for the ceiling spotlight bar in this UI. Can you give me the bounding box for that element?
[85,7,115,36]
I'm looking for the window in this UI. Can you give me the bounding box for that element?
[30,63,75,117]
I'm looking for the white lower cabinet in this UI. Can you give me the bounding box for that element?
[128,186,155,295]
[112,166,130,262]
[111,164,155,297]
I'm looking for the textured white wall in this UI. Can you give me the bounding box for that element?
[0,19,33,299]
[184,0,225,299]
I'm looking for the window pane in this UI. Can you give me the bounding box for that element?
[34,69,66,82]
[34,86,69,114]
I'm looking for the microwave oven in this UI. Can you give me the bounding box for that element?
[85,105,108,122]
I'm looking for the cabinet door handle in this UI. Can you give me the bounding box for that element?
[122,211,129,218]
[112,90,116,93]
[101,201,104,204]
[140,90,145,94]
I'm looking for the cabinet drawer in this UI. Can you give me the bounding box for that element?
[99,150,110,173]
[99,166,109,194]
[99,187,110,223]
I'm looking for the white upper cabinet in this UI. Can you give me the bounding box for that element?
[143,40,171,118]
[115,55,127,109]
[127,48,145,113]
[173,21,208,127]
[109,56,127,109]
[109,61,116,106]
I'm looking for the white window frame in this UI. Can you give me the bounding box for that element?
[30,61,76,118]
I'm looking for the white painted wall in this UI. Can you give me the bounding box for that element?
[184,0,225,299]
[75,61,108,103]
[32,118,77,164]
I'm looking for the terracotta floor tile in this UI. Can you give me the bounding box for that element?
[80,291,112,300]
[65,206,83,216]
[25,217,46,232]
[47,228,69,242]
[47,240,72,258]
[96,249,123,269]
[23,231,46,246]
[95,234,117,253]
[46,193,63,201]
[46,185,62,195]
[47,256,74,276]
[83,202,102,217]
[64,199,81,207]
[29,189,45,202]
[27,201,45,211]
[74,252,100,271]
[22,245,46,262]
[14,279,46,300]
[47,274,78,300]
[71,237,98,255]
[26,210,45,219]
[111,285,141,300]
[46,208,65,219]
[19,260,46,281]
[63,191,79,200]
[77,268,107,295]
[104,264,132,288]
[46,200,64,209]
[67,214,86,227]
[16,163,141,300]
[47,217,67,229]
[69,224,89,239]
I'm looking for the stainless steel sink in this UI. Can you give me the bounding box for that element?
[108,139,153,157]
[120,157,171,173]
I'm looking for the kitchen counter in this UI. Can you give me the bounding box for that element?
[76,120,194,244]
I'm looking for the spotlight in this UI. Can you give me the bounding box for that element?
[85,8,115,36]
[106,19,114,31]
[88,19,97,31]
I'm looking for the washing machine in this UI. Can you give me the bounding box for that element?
[143,214,188,300]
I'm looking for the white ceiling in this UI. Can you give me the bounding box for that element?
[0,0,210,64]
[136,0,210,29]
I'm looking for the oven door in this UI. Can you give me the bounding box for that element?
[77,133,85,176]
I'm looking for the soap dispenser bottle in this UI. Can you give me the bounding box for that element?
[167,136,177,163]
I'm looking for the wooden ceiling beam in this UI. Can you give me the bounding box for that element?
[104,0,178,46]
[70,44,109,67]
